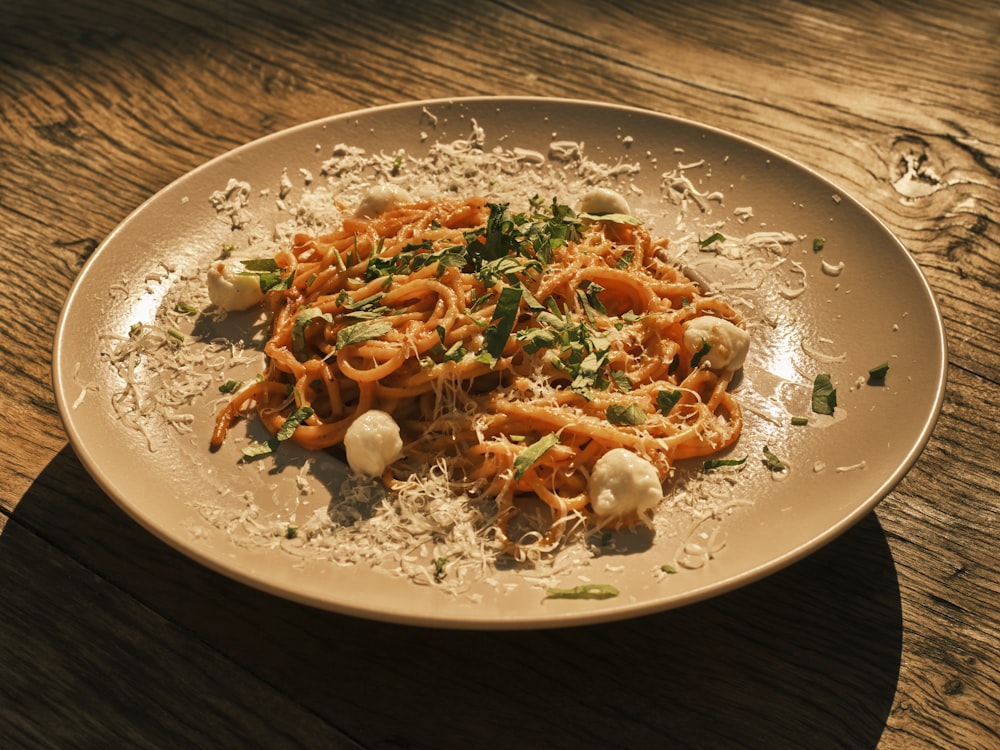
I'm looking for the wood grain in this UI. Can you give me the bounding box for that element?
[2,0,998,747]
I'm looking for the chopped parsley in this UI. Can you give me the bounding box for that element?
[336,318,394,350]
[868,361,890,381]
[702,456,747,472]
[241,405,315,462]
[513,433,559,480]
[545,584,619,600]
[691,339,712,368]
[218,379,242,394]
[240,258,293,293]
[698,232,726,249]
[811,373,837,415]
[477,285,523,367]
[656,389,682,415]
[606,403,647,426]
[762,445,787,472]
[813,236,826,252]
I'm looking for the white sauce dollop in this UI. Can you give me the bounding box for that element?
[207,259,266,311]
[578,187,630,216]
[343,410,403,477]
[355,184,413,218]
[683,316,750,373]
[589,448,663,519]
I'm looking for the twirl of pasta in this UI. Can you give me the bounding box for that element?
[212,195,746,551]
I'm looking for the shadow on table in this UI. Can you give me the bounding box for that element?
[2,445,902,749]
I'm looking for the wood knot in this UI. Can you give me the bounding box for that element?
[889,134,944,200]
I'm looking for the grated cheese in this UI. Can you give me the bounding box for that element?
[93,115,870,597]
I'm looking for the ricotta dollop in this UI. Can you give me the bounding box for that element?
[343,410,404,477]
[207,259,266,311]
[589,448,663,519]
[683,316,750,373]
[578,187,631,216]
[355,184,413,218]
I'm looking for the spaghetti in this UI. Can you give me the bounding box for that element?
[211,194,746,549]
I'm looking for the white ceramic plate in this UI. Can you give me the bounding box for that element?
[53,97,946,628]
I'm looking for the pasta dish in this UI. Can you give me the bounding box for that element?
[209,190,748,552]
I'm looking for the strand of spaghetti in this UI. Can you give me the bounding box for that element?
[211,380,289,447]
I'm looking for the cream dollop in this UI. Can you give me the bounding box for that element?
[578,187,631,216]
[355,184,413,218]
[683,316,750,373]
[588,448,663,519]
[207,258,266,311]
[343,410,403,477]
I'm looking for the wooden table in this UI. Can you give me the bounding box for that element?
[3,1,997,747]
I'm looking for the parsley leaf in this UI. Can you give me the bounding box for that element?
[477,285,523,366]
[241,405,315,462]
[292,308,333,360]
[868,361,890,381]
[698,232,726,250]
[691,339,712,368]
[811,373,837,415]
[702,456,748,472]
[545,584,619,600]
[513,433,559,480]
[656,389,682,415]
[606,403,647,426]
[336,318,394,350]
[762,445,787,472]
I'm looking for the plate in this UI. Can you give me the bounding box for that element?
[53,97,946,628]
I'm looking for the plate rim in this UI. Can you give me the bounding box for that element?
[52,95,949,629]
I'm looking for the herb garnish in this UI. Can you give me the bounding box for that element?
[762,445,787,472]
[513,433,560,480]
[606,403,647,426]
[811,373,837,415]
[868,361,890,381]
[240,258,293,293]
[656,389,682,415]
[702,456,748,472]
[545,584,620,600]
[691,339,712,368]
[699,232,726,249]
[241,405,315,461]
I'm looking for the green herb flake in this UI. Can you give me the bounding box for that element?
[240,257,292,293]
[167,328,185,342]
[791,415,810,426]
[513,432,559,480]
[868,361,890,381]
[702,456,748,472]
[285,524,299,540]
[292,308,332,359]
[276,405,315,442]
[174,302,198,315]
[606,403,647,426]
[433,557,448,581]
[656,389,682,415]
[660,564,678,574]
[762,445,787,472]
[545,584,620,600]
[336,318,393,350]
[218,379,242,394]
[477,285,523,366]
[813,237,826,252]
[691,339,712,368]
[698,232,726,249]
[811,373,837,415]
